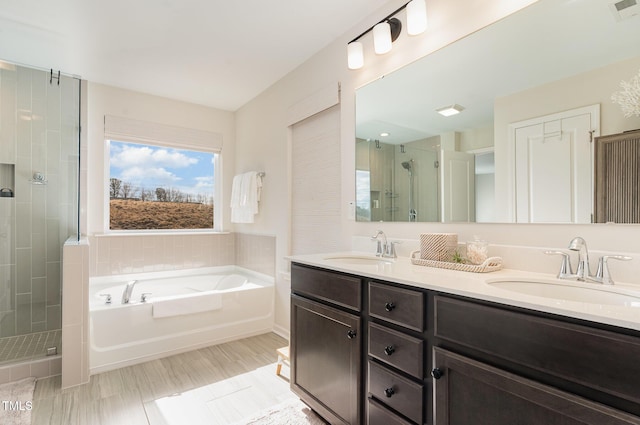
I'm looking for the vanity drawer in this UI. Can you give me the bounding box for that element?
[369,282,424,331]
[368,361,423,424]
[369,322,424,379]
[367,397,413,425]
[291,264,362,311]
[434,296,640,407]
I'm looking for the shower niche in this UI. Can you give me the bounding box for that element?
[0,164,15,197]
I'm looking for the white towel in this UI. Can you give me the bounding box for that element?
[230,174,243,209]
[230,174,244,223]
[152,292,222,318]
[230,171,263,223]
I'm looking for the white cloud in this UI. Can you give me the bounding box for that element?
[119,166,182,186]
[194,176,214,190]
[111,144,198,170]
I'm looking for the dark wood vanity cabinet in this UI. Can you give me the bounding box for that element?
[366,281,427,424]
[432,347,640,425]
[432,296,640,424]
[291,263,640,425]
[290,264,363,425]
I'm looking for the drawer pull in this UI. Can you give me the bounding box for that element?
[384,345,395,356]
[384,387,395,398]
[431,368,444,380]
[384,302,396,312]
[347,329,357,339]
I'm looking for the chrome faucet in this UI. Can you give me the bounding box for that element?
[568,237,591,281]
[371,230,387,257]
[371,230,400,258]
[121,280,138,304]
[546,237,632,285]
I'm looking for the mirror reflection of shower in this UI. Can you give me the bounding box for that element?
[401,159,417,222]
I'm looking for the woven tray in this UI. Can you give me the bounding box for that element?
[410,250,503,273]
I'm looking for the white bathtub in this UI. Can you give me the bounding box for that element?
[89,266,274,373]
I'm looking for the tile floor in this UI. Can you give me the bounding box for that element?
[31,333,295,425]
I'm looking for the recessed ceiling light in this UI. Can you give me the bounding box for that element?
[436,104,465,117]
[380,132,390,137]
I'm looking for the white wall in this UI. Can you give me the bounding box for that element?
[235,0,541,334]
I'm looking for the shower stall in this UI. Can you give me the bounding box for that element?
[0,60,80,366]
[356,138,439,222]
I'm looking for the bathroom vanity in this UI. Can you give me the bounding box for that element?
[289,255,640,425]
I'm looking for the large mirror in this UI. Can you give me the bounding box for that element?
[356,0,640,223]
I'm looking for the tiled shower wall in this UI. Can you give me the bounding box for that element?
[0,64,79,338]
[89,232,275,277]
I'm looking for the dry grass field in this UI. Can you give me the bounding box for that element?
[110,199,214,230]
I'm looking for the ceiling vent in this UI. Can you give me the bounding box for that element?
[609,0,639,21]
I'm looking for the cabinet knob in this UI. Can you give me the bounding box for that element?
[347,329,357,339]
[431,368,444,380]
[384,345,395,356]
[384,302,396,312]
[384,387,395,398]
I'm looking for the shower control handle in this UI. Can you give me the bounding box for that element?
[99,294,112,304]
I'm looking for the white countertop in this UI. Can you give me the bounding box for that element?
[289,252,640,332]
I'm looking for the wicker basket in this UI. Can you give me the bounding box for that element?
[419,233,458,261]
[410,250,503,273]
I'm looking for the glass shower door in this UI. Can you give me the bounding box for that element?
[0,60,80,365]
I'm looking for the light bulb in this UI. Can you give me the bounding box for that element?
[347,42,364,70]
[373,21,392,54]
[407,0,428,36]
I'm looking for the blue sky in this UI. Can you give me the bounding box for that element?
[109,141,215,198]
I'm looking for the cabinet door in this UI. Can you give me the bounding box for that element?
[291,295,361,425]
[432,347,640,425]
[434,296,640,410]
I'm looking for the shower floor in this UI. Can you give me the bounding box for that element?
[0,330,61,365]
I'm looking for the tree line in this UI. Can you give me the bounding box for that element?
[109,178,213,204]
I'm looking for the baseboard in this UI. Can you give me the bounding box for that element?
[272,324,290,341]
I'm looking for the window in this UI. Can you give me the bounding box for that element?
[108,140,217,231]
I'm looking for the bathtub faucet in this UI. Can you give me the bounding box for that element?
[121,280,138,304]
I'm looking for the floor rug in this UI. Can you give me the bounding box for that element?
[242,398,326,425]
[0,377,36,425]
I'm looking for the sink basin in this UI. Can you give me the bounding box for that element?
[487,279,640,307]
[323,254,394,266]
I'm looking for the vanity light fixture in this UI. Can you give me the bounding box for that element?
[436,104,465,117]
[347,0,428,70]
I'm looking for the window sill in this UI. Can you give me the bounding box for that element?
[94,230,230,238]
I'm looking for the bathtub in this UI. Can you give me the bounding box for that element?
[89,266,274,373]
